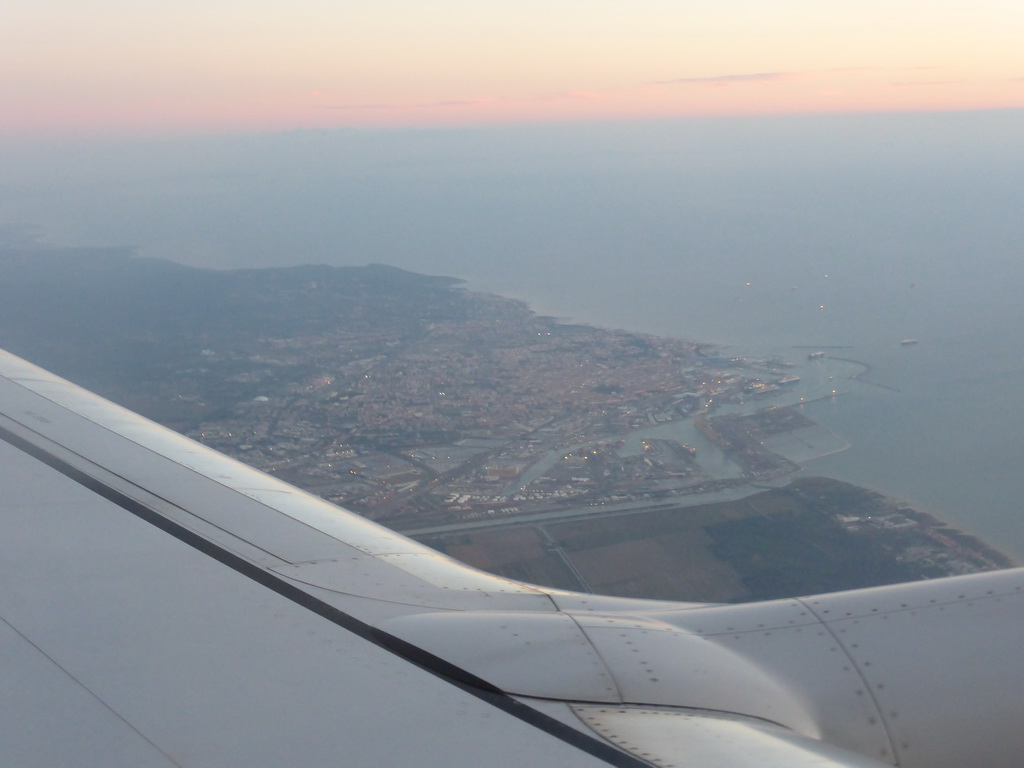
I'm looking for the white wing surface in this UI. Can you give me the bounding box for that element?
[1,349,1021,768]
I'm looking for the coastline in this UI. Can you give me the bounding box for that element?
[881,503,1020,569]
[458,275,1023,572]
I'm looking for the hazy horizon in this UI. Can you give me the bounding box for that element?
[3,109,1023,343]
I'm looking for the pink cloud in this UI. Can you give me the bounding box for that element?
[435,98,497,107]
[318,102,404,111]
[889,80,958,87]
[317,90,605,113]
[557,90,603,100]
[652,72,798,86]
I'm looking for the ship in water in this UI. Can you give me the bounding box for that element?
[900,338,919,346]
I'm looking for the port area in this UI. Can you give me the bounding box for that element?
[383,402,853,538]
[413,477,1015,603]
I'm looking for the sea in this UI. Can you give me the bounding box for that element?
[4,109,1024,558]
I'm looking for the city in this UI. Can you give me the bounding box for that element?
[1,250,1011,601]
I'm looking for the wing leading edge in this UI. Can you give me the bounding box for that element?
[1,349,1021,768]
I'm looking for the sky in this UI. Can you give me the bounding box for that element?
[5,1,1024,140]
[5,2,1024,554]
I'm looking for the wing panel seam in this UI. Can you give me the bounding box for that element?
[0,615,184,768]
[796,596,897,765]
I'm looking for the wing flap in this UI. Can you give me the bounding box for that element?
[574,707,890,768]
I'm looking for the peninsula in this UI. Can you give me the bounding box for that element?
[0,245,1012,601]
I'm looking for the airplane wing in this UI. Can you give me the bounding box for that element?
[1,347,1021,768]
